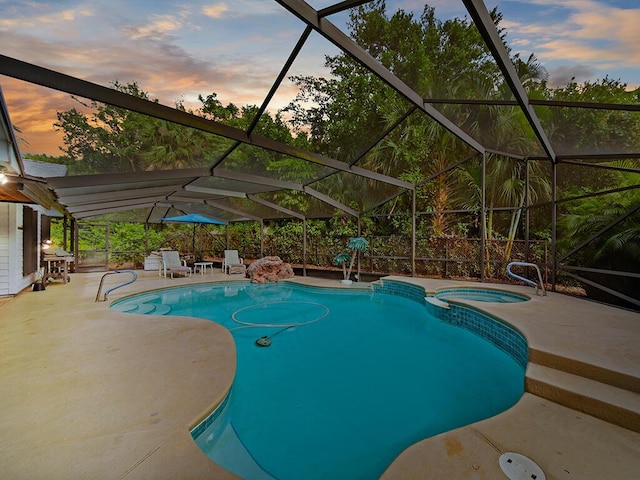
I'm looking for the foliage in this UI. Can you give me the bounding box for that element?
[557,165,640,305]
[33,1,639,302]
[51,82,304,178]
[333,237,370,280]
[558,166,640,264]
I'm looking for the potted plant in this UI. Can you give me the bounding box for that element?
[333,237,369,284]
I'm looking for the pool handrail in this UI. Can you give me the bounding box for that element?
[506,262,546,296]
[95,269,138,302]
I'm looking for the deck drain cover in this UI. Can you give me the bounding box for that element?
[499,452,545,480]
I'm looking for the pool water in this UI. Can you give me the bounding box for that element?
[435,287,529,303]
[112,282,525,480]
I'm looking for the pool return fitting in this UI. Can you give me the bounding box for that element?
[230,301,330,347]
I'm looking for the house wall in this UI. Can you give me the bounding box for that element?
[0,203,9,295]
[0,202,35,296]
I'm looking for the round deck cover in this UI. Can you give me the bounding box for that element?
[499,452,546,480]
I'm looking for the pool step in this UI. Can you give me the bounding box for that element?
[529,348,640,394]
[526,363,640,433]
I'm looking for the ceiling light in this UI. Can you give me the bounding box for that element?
[0,173,7,184]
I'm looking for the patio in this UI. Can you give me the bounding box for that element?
[1,271,638,479]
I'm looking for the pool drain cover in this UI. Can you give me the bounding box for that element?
[255,336,272,347]
[499,452,545,480]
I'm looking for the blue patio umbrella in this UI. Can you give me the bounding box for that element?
[161,213,227,257]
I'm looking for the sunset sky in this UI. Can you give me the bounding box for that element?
[1,0,638,156]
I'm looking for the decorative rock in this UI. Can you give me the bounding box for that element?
[247,256,295,284]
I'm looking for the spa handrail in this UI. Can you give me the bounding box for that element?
[506,262,546,296]
[95,269,138,302]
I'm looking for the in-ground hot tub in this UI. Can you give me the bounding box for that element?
[435,287,530,303]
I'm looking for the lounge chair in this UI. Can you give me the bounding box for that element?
[223,250,246,275]
[161,251,192,278]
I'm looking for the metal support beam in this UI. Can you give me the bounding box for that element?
[529,183,640,209]
[412,188,416,277]
[204,200,263,222]
[274,0,485,154]
[559,270,640,309]
[260,219,264,258]
[0,54,410,190]
[165,196,207,204]
[247,194,305,220]
[60,186,178,206]
[303,218,307,276]
[559,264,640,279]
[318,1,371,17]
[551,161,557,290]
[357,217,362,280]
[524,159,530,261]
[303,187,360,217]
[213,168,304,191]
[246,26,312,136]
[417,153,478,187]
[558,201,640,263]
[73,202,158,219]
[47,168,210,189]
[480,152,487,281]
[462,0,556,162]
[184,185,247,198]
[559,160,640,175]
[67,197,166,214]
[350,106,417,167]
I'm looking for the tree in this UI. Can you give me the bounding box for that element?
[54,82,153,174]
[557,164,640,307]
[333,237,370,282]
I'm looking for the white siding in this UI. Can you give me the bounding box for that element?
[0,203,34,296]
[0,203,9,295]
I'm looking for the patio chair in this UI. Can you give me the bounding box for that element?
[223,250,246,275]
[161,251,192,278]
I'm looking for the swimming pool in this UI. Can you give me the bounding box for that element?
[112,281,526,479]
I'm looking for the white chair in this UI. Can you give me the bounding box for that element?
[160,251,192,278]
[222,250,246,275]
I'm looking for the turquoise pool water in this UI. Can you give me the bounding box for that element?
[112,282,525,480]
[435,287,529,303]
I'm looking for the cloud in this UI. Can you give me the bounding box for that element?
[202,4,229,19]
[1,77,75,155]
[124,15,184,40]
[200,1,285,19]
[0,8,93,29]
[502,0,640,82]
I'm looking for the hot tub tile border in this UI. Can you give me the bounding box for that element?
[376,280,528,369]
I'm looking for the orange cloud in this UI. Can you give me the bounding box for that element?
[125,15,184,40]
[202,4,229,19]
[1,77,88,156]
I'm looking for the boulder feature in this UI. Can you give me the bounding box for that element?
[247,256,295,284]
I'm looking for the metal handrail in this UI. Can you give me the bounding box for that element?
[95,270,138,302]
[506,262,546,296]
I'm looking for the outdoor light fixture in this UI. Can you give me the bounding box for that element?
[41,239,52,250]
[0,164,13,184]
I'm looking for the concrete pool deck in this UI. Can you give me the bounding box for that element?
[1,271,639,479]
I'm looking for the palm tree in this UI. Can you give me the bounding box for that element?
[333,237,370,282]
